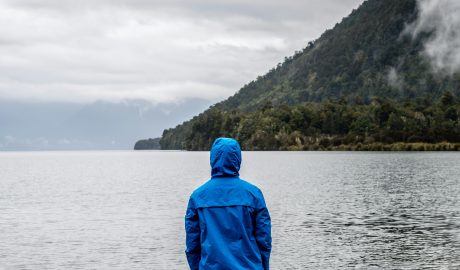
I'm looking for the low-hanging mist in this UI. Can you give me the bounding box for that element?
[408,0,460,75]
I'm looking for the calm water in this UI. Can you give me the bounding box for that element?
[0,151,459,269]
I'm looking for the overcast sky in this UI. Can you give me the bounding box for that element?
[0,0,364,104]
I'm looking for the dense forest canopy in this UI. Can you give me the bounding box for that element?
[136,0,460,151]
[161,92,460,151]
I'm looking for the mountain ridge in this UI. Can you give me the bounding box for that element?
[137,0,460,150]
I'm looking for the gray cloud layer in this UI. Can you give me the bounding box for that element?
[408,0,460,75]
[0,0,363,103]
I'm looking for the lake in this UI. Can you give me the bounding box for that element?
[0,151,459,269]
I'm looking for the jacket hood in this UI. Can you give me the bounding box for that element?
[210,138,241,178]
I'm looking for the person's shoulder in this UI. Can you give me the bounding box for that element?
[238,178,263,195]
[238,178,267,208]
[190,179,213,199]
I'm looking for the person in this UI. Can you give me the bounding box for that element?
[185,137,272,270]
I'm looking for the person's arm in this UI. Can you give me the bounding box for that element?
[255,191,272,270]
[185,197,200,270]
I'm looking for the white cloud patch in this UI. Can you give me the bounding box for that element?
[0,0,363,103]
[407,0,460,75]
[387,67,404,90]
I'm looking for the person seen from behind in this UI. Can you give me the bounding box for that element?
[185,137,272,270]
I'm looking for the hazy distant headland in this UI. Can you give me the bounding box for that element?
[136,0,460,151]
[134,138,161,150]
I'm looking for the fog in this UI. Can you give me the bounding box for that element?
[408,0,460,75]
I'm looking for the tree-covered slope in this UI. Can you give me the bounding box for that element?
[159,0,460,150]
[214,0,459,111]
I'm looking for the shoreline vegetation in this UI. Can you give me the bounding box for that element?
[135,141,460,151]
[136,92,460,151]
[288,142,460,151]
[157,94,460,151]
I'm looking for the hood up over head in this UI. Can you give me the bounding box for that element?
[210,138,241,178]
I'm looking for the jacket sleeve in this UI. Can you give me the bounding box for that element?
[255,191,272,270]
[185,197,201,270]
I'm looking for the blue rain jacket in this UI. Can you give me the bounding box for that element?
[185,138,272,270]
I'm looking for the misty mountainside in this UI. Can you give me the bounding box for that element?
[154,0,460,151]
[0,99,211,150]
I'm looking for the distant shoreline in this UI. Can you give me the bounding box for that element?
[134,142,460,151]
[289,142,460,151]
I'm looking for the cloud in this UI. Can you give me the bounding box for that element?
[0,0,364,103]
[407,0,460,75]
[387,67,404,90]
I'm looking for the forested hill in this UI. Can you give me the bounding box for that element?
[216,0,421,111]
[154,0,460,151]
